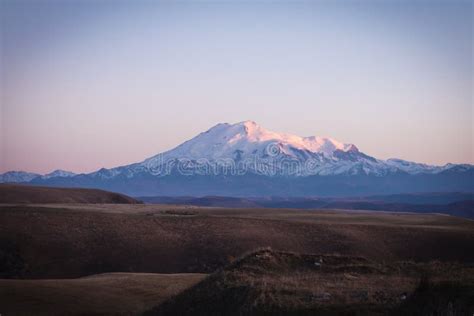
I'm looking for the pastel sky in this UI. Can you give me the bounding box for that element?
[1,0,472,174]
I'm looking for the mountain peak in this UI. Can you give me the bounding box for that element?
[127,121,470,178]
[43,169,76,179]
[238,120,258,126]
[153,121,358,163]
[2,121,472,192]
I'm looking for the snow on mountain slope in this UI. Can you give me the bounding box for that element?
[0,171,40,183]
[151,121,355,160]
[42,170,77,179]
[128,121,468,177]
[0,170,76,183]
[3,121,472,182]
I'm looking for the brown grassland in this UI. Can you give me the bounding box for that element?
[0,272,205,315]
[0,202,473,315]
[0,184,141,204]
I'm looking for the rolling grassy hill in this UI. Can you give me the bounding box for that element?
[0,272,205,315]
[138,193,474,219]
[1,204,473,279]
[0,184,140,204]
[1,203,473,315]
[146,249,474,315]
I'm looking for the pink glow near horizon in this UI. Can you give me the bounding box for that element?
[1,1,472,174]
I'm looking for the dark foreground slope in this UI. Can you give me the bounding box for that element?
[0,272,205,316]
[0,184,140,204]
[147,249,474,316]
[1,204,473,279]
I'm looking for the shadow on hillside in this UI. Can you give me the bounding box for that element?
[145,248,474,316]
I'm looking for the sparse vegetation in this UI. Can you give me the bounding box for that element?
[0,184,141,204]
[0,204,473,315]
[0,273,206,316]
[162,209,198,216]
[392,279,474,315]
[0,204,473,279]
[146,249,474,315]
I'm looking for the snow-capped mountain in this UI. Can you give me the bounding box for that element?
[160,121,356,159]
[2,121,473,196]
[0,169,76,183]
[42,170,76,179]
[99,120,468,177]
[0,171,41,183]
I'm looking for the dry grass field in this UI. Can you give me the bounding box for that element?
[0,184,140,204]
[0,202,473,315]
[0,204,473,279]
[0,272,205,315]
[148,249,474,315]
